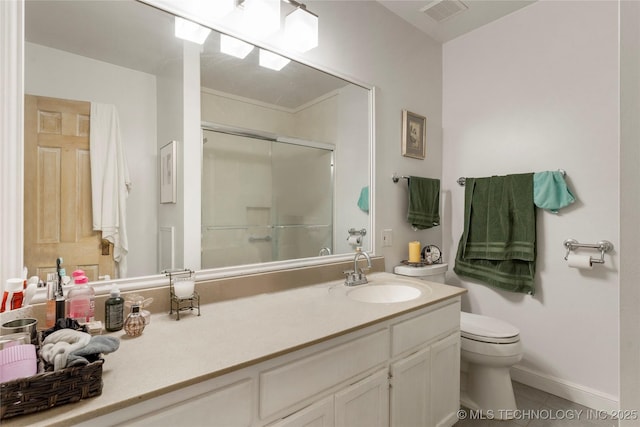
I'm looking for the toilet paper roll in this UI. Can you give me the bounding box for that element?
[347,235,362,245]
[567,254,593,270]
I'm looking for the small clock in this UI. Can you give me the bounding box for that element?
[421,244,442,264]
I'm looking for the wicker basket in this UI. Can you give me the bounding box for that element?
[0,359,103,420]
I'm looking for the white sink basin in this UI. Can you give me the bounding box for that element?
[347,282,425,303]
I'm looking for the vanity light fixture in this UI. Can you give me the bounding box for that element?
[284,2,318,52]
[259,49,290,71]
[242,0,281,39]
[174,16,211,45]
[220,34,255,59]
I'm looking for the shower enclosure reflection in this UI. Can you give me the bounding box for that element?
[201,127,334,268]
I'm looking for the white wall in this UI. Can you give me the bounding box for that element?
[334,84,370,255]
[201,89,294,135]
[25,43,158,278]
[619,0,640,421]
[156,42,202,272]
[443,1,619,409]
[301,1,444,265]
[155,49,185,272]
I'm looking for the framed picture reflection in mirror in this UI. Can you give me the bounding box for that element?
[160,140,177,204]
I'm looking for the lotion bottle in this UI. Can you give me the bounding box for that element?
[67,270,95,323]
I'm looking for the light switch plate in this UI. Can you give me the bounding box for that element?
[382,229,393,247]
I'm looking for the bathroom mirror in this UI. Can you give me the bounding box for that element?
[23,0,371,282]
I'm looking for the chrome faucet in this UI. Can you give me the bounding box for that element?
[344,248,372,286]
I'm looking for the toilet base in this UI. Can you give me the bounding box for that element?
[460,364,517,420]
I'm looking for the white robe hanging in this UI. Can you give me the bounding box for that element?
[90,103,131,278]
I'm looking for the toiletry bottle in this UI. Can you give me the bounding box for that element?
[55,258,66,321]
[124,303,145,337]
[45,273,57,327]
[67,270,95,323]
[1,279,24,312]
[105,285,125,332]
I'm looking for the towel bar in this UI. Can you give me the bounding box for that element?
[392,173,409,183]
[457,169,566,186]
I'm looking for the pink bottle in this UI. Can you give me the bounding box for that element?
[67,270,95,323]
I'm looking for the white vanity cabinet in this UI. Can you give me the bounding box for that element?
[77,370,255,427]
[389,332,460,427]
[267,299,461,427]
[77,298,461,427]
[269,369,389,427]
[267,396,335,427]
[334,369,389,427]
[389,301,461,427]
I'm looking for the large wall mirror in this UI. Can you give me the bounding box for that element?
[23,0,372,284]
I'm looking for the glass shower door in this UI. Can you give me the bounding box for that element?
[201,128,334,269]
[272,142,333,261]
[201,130,273,268]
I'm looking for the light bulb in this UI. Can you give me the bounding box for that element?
[284,7,318,52]
[174,17,211,45]
[259,49,290,71]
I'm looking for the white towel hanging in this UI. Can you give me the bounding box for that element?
[90,103,131,278]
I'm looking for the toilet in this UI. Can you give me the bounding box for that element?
[394,263,523,419]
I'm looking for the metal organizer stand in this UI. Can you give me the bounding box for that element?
[164,269,200,321]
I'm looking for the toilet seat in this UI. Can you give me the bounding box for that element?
[461,312,520,344]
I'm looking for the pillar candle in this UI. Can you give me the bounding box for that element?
[408,241,421,263]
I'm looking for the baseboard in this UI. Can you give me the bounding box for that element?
[510,365,619,412]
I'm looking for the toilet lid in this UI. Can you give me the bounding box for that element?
[460,312,520,344]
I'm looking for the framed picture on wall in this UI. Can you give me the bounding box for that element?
[401,110,426,159]
[160,140,177,204]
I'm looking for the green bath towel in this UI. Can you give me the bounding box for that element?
[453,173,537,295]
[407,176,440,229]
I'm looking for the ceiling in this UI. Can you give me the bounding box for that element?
[377,0,536,43]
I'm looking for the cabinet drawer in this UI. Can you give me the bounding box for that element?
[260,329,389,419]
[123,379,253,427]
[391,301,460,357]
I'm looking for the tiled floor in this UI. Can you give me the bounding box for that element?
[455,381,617,427]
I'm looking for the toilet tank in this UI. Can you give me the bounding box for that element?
[393,263,448,284]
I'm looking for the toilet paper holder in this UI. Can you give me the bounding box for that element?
[563,239,613,265]
[348,228,367,237]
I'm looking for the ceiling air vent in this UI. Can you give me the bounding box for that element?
[420,0,469,23]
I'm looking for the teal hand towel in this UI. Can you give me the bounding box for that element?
[533,171,575,213]
[407,176,440,230]
[357,186,369,213]
[454,173,536,295]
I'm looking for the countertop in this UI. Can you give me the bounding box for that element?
[2,272,465,426]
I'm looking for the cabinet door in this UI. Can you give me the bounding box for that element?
[389,347,431,427]
[120,379,253,427]
[430,332,461,427]
[335,369,389,427]
[268,396,335,427]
